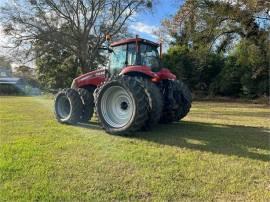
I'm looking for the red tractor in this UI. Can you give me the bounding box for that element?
[54,37,192,134]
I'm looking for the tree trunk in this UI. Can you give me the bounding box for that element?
[79,58,89,74]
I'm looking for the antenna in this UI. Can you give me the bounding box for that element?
[136,34,139,53]
[105,33,111,78]
[159,36,164,59]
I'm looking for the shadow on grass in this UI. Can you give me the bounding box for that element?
[75,120,269,162]
[132,121,270,162]
[75,122,102,130]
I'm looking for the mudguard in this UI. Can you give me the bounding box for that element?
[120,66,176,81]
[156,68,176,80]
[119,66,159,79]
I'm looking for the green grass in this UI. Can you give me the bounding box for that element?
[0,96,269,201]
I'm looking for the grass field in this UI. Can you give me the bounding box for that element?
[0,96,269,201]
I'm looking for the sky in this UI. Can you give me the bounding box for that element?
[128,1,181,41]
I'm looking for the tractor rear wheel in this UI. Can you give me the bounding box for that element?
[54,88,83,124]
[95,76,149,134]
[175,80,192,120]
[134,77,163,129]
[160,80,192,123]
[77,88,94,123]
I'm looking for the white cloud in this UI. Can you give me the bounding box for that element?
[129,22,158,39]
[129,22,175,52]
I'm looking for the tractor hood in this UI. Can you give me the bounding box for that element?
[71,69,106,88]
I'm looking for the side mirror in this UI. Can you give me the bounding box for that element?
[108,48,114,53]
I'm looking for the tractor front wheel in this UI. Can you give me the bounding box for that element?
[54,88,83,124]
[77,88,94,123]
[95,76,149,134]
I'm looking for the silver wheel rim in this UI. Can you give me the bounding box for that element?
[100,86,135,128]
[57,95,71,119]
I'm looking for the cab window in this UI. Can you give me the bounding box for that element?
[127,43,137,66]
[139,44,160,68]
[110,45,127,74]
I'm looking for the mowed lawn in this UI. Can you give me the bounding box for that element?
[0,96,269,201]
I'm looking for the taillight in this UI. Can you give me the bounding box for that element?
[151,77,160,83]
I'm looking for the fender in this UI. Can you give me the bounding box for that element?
[72,69,106,88]
[119,65,159,79]
[156,68,176,80]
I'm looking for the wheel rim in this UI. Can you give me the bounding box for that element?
[100,86,135,128]
[57,95,71,119]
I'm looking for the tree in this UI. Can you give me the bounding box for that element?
[14,65,35,77]
[36,48,78,90]
[162,0,269,97]
[0,0,153,73]
[163,0,270,52]
[233,38,269,97]
[12,65,40,88]
[163,45,224,92]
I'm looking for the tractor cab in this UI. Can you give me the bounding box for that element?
[72,37,176,89]
[108,38,161,75]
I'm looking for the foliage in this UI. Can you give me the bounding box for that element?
[162,0,270,97]
[233,40,267,96]
[163,45,224,92]
[0,0,153,73]
[209,56,243,96]
[36,51,78,90]
[0,84,23,95]
[163,0,269,50]
[14,66,34,77]
[13,65,40,88]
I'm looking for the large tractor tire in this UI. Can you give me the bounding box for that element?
[175,80,192,120]
[134,77,163,129]
[54,88,83,124]
[95,76,149,135]
[77,88,94,123]
[161,80,192,123]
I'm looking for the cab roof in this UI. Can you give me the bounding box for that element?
[111,38,159,47]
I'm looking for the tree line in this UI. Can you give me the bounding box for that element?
[0,0,269,98]
[162,0,269,98]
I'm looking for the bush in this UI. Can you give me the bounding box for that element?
[36,54,79,90]
[163,39,269,98]
[210,56,242,96]
[163,45,224,93]
[0,84,24,95]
